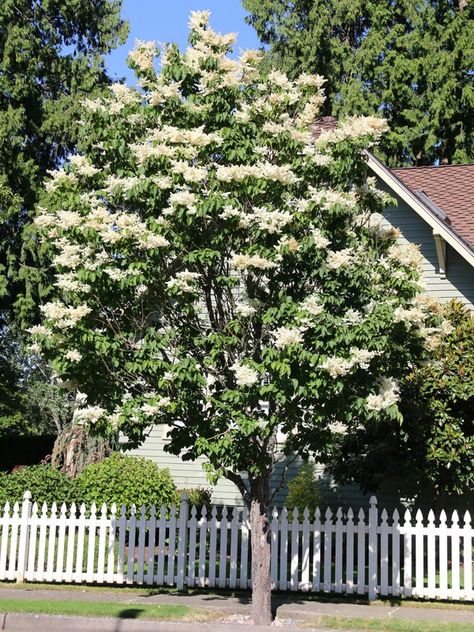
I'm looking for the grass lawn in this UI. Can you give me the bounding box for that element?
[310,617,474,632]
[0,597,217,621]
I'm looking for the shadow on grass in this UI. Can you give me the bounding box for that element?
[117,608,144,619]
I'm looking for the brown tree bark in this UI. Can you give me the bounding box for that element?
[249,474,272,625]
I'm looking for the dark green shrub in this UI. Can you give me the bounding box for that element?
[179,487,213,514]
[285,463,323,519]
[75,453,178,511]
[0,465,76,508]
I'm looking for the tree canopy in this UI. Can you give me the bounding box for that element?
[242,0,474,166]
[30,11,448,622]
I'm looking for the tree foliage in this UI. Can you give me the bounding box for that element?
[31,11,446,623]
[329,300,474,497]
[0,0,127,437]
[242,0,474,166]
[0,0,128,322]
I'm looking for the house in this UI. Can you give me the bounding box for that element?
[129,121,474,507]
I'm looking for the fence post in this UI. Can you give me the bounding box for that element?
[16,491,32,582]
[368,496,378,601]
[176,494,188,590]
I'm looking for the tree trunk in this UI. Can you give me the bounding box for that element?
[249,475,272,625]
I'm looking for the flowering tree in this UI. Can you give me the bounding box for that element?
[31,11,446,624]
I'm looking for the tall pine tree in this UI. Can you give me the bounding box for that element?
[242,0,474,166]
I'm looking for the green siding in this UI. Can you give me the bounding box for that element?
[381,186,474,310]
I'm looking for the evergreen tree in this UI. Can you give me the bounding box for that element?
[0,0,127,435]
[0,0,128,323]
[242,0,474,166]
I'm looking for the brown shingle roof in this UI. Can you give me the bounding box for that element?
[389,164,474,249]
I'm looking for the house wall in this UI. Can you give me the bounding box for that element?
[379,183,474,310]
[129,188,474,508]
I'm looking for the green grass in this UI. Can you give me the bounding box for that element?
[313,616,474,632]
[0,597,216,621]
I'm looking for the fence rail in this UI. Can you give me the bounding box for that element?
[0,493,472,601]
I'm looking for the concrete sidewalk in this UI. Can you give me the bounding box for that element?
[0,584,472,629]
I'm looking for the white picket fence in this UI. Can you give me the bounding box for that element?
[0,493,472,601]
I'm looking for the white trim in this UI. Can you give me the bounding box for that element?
[366,153,474,269]
[433,232,447,278]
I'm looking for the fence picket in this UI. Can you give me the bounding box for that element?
[156,505,167,585]
[26,502,39,581]
[218,506,228,589]
[107,503,117,584]
[97,503,109,584]
[356,508,365,595]
[414,509,424,598]
[279,507,288,591]
[198,506,208,587]
[391,509,400,597]
[0,493,471,602]
[403,508,412,597]
[74,503,86,583]
[86,503,97,583]
[323,507,333,592]
[239,506,249,589]
[439,510,448,599]
[290,508,299,591]
[55,502,67,582]
[312,508,321,592]
[426,510,436,597]
[136,505,147,585]
[145,505,156,586]
[166,505,177,586]
[229,507,239,589]
[463,510,472,600]
[301,508,310,592]
[451,510,460,600]
[380,509,389,596]
[334,508,343,593]
[45,502,57,583]
[187,505,197,587]
[116,505,127,583]
[0,502,11,580]
[208,507,218,588]
[64,503,76,582]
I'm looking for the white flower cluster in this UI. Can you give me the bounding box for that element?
[308,186,357,211]
[141,397,171,417]
[40,302,92,329]
[366,377,399,411]
[216,162,298,185]
[387,243,423,269]
[73,405,106,425]
[320,347,380,377]
[232,254,278,271]
[326,248,354,269]
[316,116,388,147]
[300,294,323,316]
[152,125,222,147]
[311,228,331,249]
[65,349,82,362]
[55,272,90,293]
[166,270,200,293]
[69,155,100,177]
[128,40,157,72]
[235,300,257,317]
[231,362,259,387]
[272,326,305,349]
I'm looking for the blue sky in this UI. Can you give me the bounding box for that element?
[106,1,261,84]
